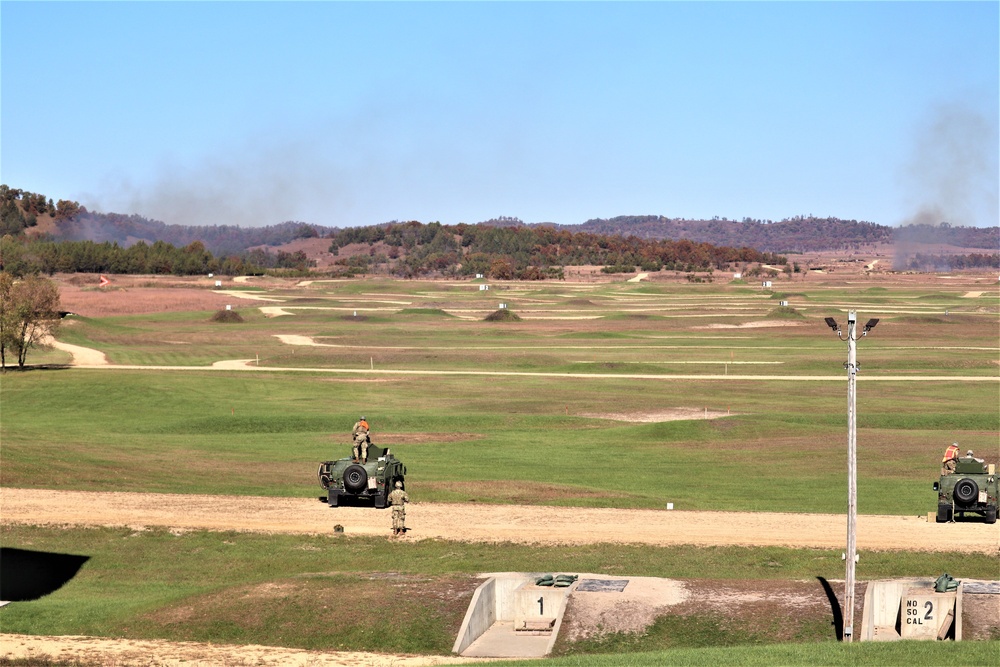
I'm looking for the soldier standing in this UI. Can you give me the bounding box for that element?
[941,442,960,475]
[352,416,370,463]
[388,481,409,536]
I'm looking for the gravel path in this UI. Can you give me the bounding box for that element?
[4,488,997,553]
[0,634,475,667]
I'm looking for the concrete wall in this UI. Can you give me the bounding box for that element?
[495,576,531,621]
[514,584,568,625]
[452,575,533,654]
[452,578,496,655]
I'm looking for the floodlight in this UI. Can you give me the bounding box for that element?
[863,318,879,332]
[824,317,839,331]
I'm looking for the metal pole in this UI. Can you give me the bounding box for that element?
[844,311,858,642]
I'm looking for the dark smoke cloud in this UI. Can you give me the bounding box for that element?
[894,102,999,269]
[83,138,350,228]
[899,103,997,227]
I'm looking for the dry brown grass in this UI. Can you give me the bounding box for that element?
[59,284,238,317]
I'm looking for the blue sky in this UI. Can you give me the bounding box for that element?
[2,1,997,229]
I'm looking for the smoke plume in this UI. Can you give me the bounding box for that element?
[84,137,349,228]
[894,102,999,269]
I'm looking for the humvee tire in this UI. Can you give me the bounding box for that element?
[343,464,368,493]
[986,507,997,524]
[953,478,979,505]
[936,504,952,523]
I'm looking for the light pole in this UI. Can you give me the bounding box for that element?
[824,311,878,642]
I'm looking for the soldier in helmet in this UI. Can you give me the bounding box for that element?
[941,442,961,475]
[388,480,409,536]
[351,416,370,463]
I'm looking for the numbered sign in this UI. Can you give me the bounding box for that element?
[900,592,956,640]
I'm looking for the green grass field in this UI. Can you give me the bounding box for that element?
[475,641,1000,666]
[2,275,998,662]
[2,524,997,656]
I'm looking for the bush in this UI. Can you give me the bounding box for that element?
[601,264,636,274]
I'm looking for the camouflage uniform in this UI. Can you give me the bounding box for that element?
[352,418,370,462]
[941,443,960,475]
[388,483,409,535]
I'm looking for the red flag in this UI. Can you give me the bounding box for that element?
[99,275,110,287]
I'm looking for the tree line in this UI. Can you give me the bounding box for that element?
[327,220,787,279]
[0,236,314,278]
[573,215,999,253]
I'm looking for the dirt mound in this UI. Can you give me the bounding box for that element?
[210,309,244,323]
[484,308,521,322]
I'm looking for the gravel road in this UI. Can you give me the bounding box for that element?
[4,488,997,553]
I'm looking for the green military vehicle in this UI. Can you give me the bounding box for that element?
[933,454,997,524]
[318,444,406,508]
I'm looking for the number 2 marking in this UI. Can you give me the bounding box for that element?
[924,601,933,620]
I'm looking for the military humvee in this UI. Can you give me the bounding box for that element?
[318,444,406,508]
[933,455,997,524]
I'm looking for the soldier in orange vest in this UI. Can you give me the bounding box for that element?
[352,416,371,463]
[941,442,960,475]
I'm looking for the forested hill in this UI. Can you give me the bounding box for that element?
[1,185,337,256]
[568,215,1000,253]
[54,212,337,257]
[3,185,997,255]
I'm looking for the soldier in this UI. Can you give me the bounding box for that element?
[941,442,960,475]
[388,481,409,536]
[352,416,370,463]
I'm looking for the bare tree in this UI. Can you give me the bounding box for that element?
[0,272,61,370]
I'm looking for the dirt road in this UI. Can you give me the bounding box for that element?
[0,634,475,667]
[4,488,997,553]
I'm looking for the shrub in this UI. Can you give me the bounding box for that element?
[601,264,636,274]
